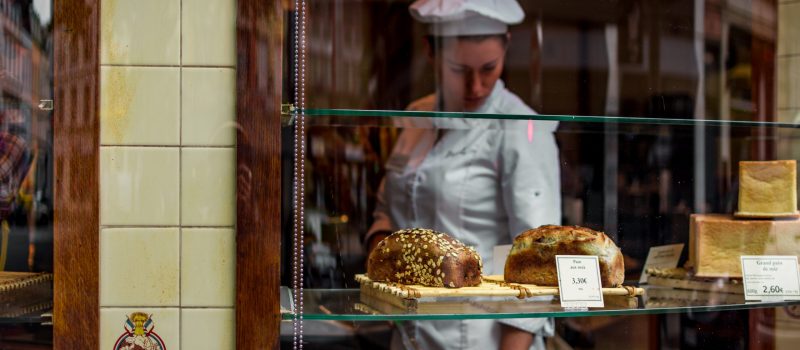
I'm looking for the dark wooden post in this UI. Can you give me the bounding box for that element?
[53,0,100,348]
[237,0,284,348]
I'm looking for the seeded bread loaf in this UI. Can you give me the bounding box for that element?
[367,228,483,288]
[504,225,625,287]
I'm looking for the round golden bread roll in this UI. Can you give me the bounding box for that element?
[504,225,624,287]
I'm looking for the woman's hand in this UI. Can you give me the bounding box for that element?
[499,324,534,350]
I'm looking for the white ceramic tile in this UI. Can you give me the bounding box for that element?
[181,308,235,350]
[100,228,180,306]
[181,228,235,307]
[100,147,180,226]
[182,0,236,66]
[181,148,236,226]
[182,68,236,146]
[101,308,179,350]
[778,56,800,109]
[101,67,180,145]
[779,3,800,56]
[101,0,180,65]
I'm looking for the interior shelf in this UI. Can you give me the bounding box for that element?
[299,108,800,129]
[280,287,800,321]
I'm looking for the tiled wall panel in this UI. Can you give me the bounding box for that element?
[100,0,238,346]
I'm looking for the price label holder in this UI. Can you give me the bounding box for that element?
[555,255,605,308]
[639,243,684,284]
[740,255,800,302]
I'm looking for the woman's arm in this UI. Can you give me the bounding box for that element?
[365,177,393,251]
[499,324,534,350]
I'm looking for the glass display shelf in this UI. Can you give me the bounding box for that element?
[299,108,800,129]
[280,287,800,321]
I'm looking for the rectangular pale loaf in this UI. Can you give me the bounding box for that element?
[689,214,800,277]
[737,160,797,217]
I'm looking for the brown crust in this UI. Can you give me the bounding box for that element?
[367,228,482,288]
[504,225,625,287]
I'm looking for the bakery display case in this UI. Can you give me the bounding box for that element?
[275,0,800,348]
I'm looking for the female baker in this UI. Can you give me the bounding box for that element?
[365,0,562,349]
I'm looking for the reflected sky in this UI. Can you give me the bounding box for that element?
[33,0,51,25]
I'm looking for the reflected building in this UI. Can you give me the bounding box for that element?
[0,0,52,272]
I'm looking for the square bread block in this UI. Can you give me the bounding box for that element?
[737,160,797,217]
[688,214,800,278]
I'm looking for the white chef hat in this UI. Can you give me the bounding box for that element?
[410,0,525,37]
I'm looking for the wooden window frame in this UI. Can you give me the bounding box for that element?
[54,0,286,348]
[236,0,284,348]
[53,0,100,348]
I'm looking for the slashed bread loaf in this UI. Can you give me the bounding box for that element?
[367,228,482,288]
[504,225,625,287]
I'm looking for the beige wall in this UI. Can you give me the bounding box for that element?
[778,1,800,121]
[98,0,237,349]
[776,2,800,349]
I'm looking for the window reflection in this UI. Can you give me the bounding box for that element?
[0,0,52,273]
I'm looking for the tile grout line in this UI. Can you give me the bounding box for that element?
[103,306,234,309]
[100,225,235,229]
[179,0,184,341]
[100,64,235,69]
[97,1,106,316]
[100,144,236,148]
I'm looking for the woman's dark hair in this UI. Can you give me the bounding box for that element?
[425,34,509,56]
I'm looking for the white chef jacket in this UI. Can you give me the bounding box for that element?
[367,80,561,350]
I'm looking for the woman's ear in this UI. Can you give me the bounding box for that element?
[504,32,511,51]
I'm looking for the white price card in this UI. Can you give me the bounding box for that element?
[555,255,605,308]
[639,244,684,284]
[740,256,800,301]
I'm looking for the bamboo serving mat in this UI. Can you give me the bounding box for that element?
[356,274,643,310]
[356,274,642,299]
[0,272,52,292]
[644,288,745,308]
[644,267,744,295]
[482,275,644,298]
[0,272,52,319]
